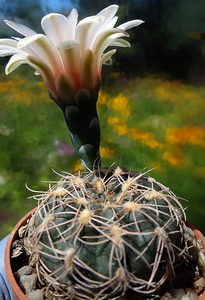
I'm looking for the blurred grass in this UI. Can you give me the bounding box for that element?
[0,70,205,239]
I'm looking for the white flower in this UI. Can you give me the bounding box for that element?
[0,5,143,106]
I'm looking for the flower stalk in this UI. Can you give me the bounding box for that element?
[63,90,101,170]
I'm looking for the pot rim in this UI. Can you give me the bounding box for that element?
[4,208,36,300]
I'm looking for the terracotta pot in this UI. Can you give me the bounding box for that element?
[185,220,205,300]
[4,209,36,300]
[4,210,205,300]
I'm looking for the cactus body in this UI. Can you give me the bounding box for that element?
[26,167,193,299]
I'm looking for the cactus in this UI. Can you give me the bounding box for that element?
[24,166,195,299]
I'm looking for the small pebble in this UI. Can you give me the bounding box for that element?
[161,292,175,300]
[26,289,44,300]
[16,265,32,277]
[19,274,37,293]
[169,288,198,300]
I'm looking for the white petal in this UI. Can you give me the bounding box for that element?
[18,34,63,76]
[76,5,119,50]
[5,53,27,74]
[97,5,119,28]
[57,40,80,85]
[104,16,118,30]
[80,49,95,91]
[4,20,37,37]
[0,37,40,58]
[0,38,18,47]
[57,40,79,50]
[109,38,130,47]
[103,58,112,65]
[76,15,105,51]
[92,28,128,66]
[67,8,78,40]
[5,38,40,58]
[27,55,55,91]
[0,39,23,56]
[101,49,116,65]
[118,20,144,31]
[41,13,71,44]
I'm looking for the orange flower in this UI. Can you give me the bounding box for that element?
[166,125,205,148]
[162,151,188,168]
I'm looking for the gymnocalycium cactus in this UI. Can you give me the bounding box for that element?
[0,4,199,300]
[24,167,194,299]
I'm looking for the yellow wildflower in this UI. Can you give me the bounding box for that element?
[107,117,129,135]
[97,90,108,106]
[110,93,131,119]
[155,79,205,107]
[100,146,115,159]
[73,160,83,171]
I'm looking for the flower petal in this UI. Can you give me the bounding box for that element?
[118,20,144,31]
[0,38,40,58]
[101,49,116,65]
[97,5,119,29]
[104,16,118,30]
[41,13,72,44]
[26,55,55,91]
[57,40,80,88]
[6,53,27,74]
[18,34,63,76]
[67,8,78,40]
[4,20,37,37]
[109,38,130,47]
[76,15,105,52]
[75,5,119,51]
[80,49,95,90]
[92,28,129,68]
[55,72,76,104]
[0,39,23,56]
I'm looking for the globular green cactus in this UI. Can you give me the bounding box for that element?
[25,166,195,299]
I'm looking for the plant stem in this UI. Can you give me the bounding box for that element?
[63,93,101,170]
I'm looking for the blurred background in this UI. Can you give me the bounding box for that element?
[0,0,205,238]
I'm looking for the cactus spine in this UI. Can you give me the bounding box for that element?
[24,167,194,299]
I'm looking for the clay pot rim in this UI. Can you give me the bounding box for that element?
[4,209,205,300]
[5,208,36,300]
